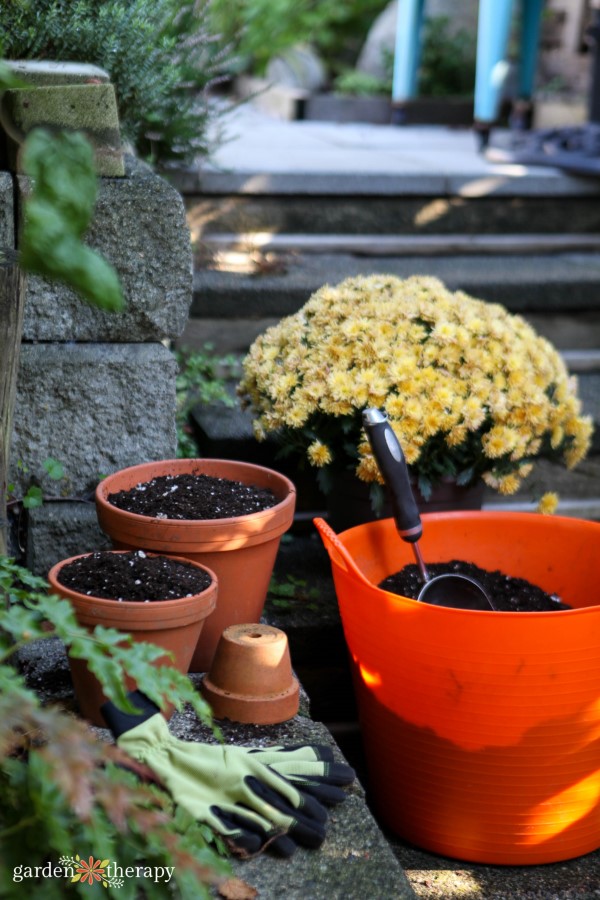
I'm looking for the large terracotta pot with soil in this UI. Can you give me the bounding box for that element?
[48,550,217,726]
[95,459,296,671]
[316,511,600,865]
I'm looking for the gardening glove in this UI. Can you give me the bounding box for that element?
[246,745,355,806]
[101,692,337,857]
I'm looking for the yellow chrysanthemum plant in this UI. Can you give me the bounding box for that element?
[238,275,593,507]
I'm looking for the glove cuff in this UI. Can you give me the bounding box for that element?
[101,690,161,737]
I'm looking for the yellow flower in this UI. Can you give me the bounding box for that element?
[328,370,355,402]
[356,456,381,483]
[307,440,333,467]
[462,396,486,431]
[482,425,519,459]
[537,492,559,515]
[239,274,591,495]
[496,473,521,495]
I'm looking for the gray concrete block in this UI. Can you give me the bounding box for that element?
[20,156,193,341]
[26,502,111,576]
[0,172,14,247]
[11,343,177,496]
[6,60,110,86]
[4,83,124,177]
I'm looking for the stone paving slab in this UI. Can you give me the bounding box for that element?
[17,635,416,900]
[170,104,600,198]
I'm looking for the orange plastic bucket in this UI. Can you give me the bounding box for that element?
[315,512,600,865]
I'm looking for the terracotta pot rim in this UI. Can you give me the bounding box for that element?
[96,458,296,527]
[48,550,218,613]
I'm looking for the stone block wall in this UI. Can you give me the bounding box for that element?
[5,155,193,573]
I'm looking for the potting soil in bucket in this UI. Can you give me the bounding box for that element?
[315,512,600,865]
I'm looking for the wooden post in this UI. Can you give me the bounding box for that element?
[0,253,26,557]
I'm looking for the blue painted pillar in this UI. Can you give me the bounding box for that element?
[392,0,427,104]
[518,0,545,99]
[474,0,515,124]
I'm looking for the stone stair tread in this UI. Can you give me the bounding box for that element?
[201,232,600,256]
[192,251,600,318]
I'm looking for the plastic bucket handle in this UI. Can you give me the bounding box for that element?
[313,517,375,590]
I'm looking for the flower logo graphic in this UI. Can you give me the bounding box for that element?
[59,855,123,889]
[74,856,108,885]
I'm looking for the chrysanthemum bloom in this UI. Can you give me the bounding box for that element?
[239,275,592,499]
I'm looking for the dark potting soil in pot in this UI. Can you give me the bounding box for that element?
[379,561,572,612]
[57,550,212,601]
[107,473,277,520]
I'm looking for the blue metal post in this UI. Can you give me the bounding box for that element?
[518,0,545,99]
[392,0,427,105]
[474,0,516,124]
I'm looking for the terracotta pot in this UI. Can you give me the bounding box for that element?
[201,623,299,724]
[316,512,600,865]
[95,459,296,671]
[48,551,217,727]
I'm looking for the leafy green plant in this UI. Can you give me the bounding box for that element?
[0,0,236,166]
[268,574,319,612]
[7,456,66,511]
[209,0,386,78]
[418,16,476,98]
[333,68,391,97]
[175,345,239,458]
[0,556,229,898]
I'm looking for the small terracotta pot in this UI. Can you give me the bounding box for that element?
[48,551,217,727]
[95,459,296,672]
[201,624,299,724]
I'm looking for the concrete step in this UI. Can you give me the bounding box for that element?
[191,251,600,320]
[199,232,600,257]
[185,192,600,239]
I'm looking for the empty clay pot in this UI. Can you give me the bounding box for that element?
[201,623,299,724]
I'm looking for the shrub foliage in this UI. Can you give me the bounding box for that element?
[0,0,235,165]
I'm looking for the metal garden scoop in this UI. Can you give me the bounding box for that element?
[362,409,496,611]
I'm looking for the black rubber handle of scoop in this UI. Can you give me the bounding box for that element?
[362,410,422,543]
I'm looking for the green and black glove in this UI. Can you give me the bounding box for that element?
[246,744,355,806]
[102,692,355,858]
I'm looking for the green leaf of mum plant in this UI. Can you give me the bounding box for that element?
[19,129,125,313]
